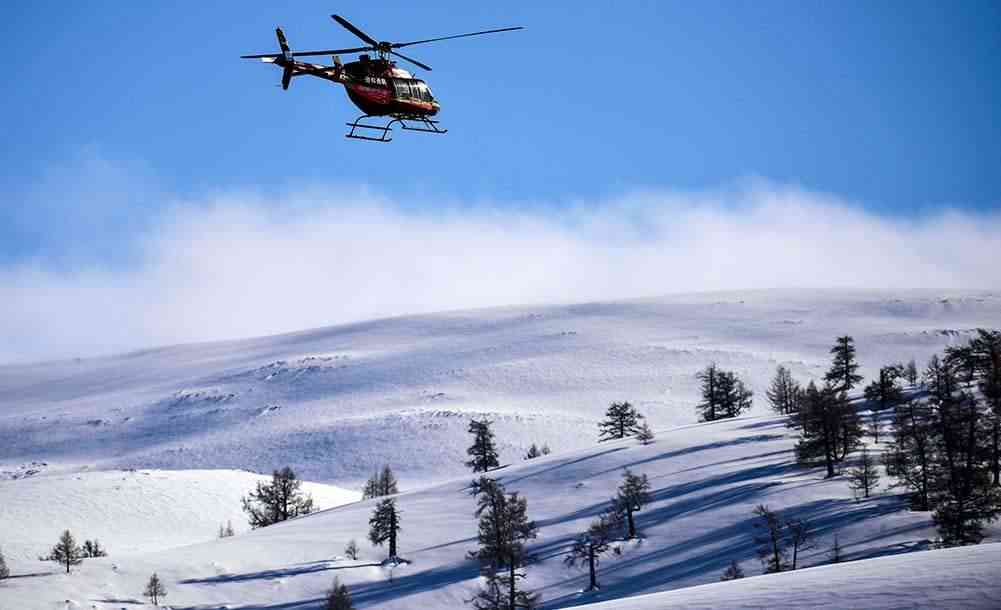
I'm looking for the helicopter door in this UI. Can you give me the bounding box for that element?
[391,78,413,99]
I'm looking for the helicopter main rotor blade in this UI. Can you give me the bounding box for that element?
[290,46,373,57]
[241,53,280,59]
[331,14,379,47]
[392,26,524,49]
[390,50,432,72]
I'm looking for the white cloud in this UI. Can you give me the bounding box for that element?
[3,182,999,364]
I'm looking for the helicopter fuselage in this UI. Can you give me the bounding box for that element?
[274,55,440,118]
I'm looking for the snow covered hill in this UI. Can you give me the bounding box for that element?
[571,543,1001,610]
[2,414,998,609]
[2,289,1000,488]
[0,469,359,564]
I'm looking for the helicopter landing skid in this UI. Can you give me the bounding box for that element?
[345,115,447,142]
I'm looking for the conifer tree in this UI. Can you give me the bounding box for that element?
[81,539,107,558]
[524,444,543,460]
[612,469,651,539]
[884,398,935,510]
[541,444,551,456]
[597,402,643,441]
[143,572,167,605]
[325,577,354,610]
[824,336,864,394]
[696,365,753,421]
[791,381,839,477]
[0,547,9,580]
[44,530,82,573]
[466,419,501,473]
[753,504,787,573]
[241,466,315,529]
[564,513,614,591]
[766,365,802,415]
[368,498,402,560]
[468,484,539,610]
[864,365,904,442]
[904,359,919,387]
[362,465,400,499]
[719,560,744,581]
[635,421,655,445]
[847,448,880,500]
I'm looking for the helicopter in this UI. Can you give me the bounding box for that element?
[241,14,523,142]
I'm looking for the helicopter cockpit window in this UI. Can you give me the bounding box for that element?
[392,79,412,98]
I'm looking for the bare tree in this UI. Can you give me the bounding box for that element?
[786,518,814,570]
[847,448,880,500]
[564,513,614,591]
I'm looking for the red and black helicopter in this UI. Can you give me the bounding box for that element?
[242,14,523,142]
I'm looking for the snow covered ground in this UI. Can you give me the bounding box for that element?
[0,469,359,564]
[2,414,998,609]
[2,289,1000,609]
[2,289,999,488]
[572,543,1001,610]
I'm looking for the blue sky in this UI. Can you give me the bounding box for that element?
[3,2,1000,361]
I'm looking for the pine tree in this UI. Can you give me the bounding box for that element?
[564,513,614,591]
[905,359,919,386]
[847,447,880,500]
[884,398,935,510]
[635,421,655,445]
[753,504,787,573]
[0,547,9,580]
[344,539,359,560]
[241,466,315,529]
[717,370,754,418]
[597,402,643,441]
[81,539,107,558]
[766,365,802,414]
[719,560,744,581]
[824,336,864,394]
[368,498,401,560]
[612,469,651,539]
[468,480,539,610]
[952,329,1001,486]
[696,363,721,421]
[466,419,501,473]
[524,444,542,460]
[786,518,814,570]
[143,572,167,605]
[791,381,839,477]
[325,577,354,610]
[696,365,753,421]
[864,365,904,443]
[44,530,83,573]
[362,465,400,499]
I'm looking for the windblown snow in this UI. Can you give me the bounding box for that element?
[1,289,1000,609]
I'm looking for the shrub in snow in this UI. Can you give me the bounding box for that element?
[81,539,107,558]
[218,520,235,538]
[344,539,359,560]
[635,421,655,445]
[719,560,744,581]
[325,576,354,610]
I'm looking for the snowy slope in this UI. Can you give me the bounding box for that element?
[2,414,998,609]
[571,543,1001,610]
[0,469,359,564]
[2,289,1000,488]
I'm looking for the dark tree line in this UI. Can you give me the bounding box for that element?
[883,331,1001,545]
